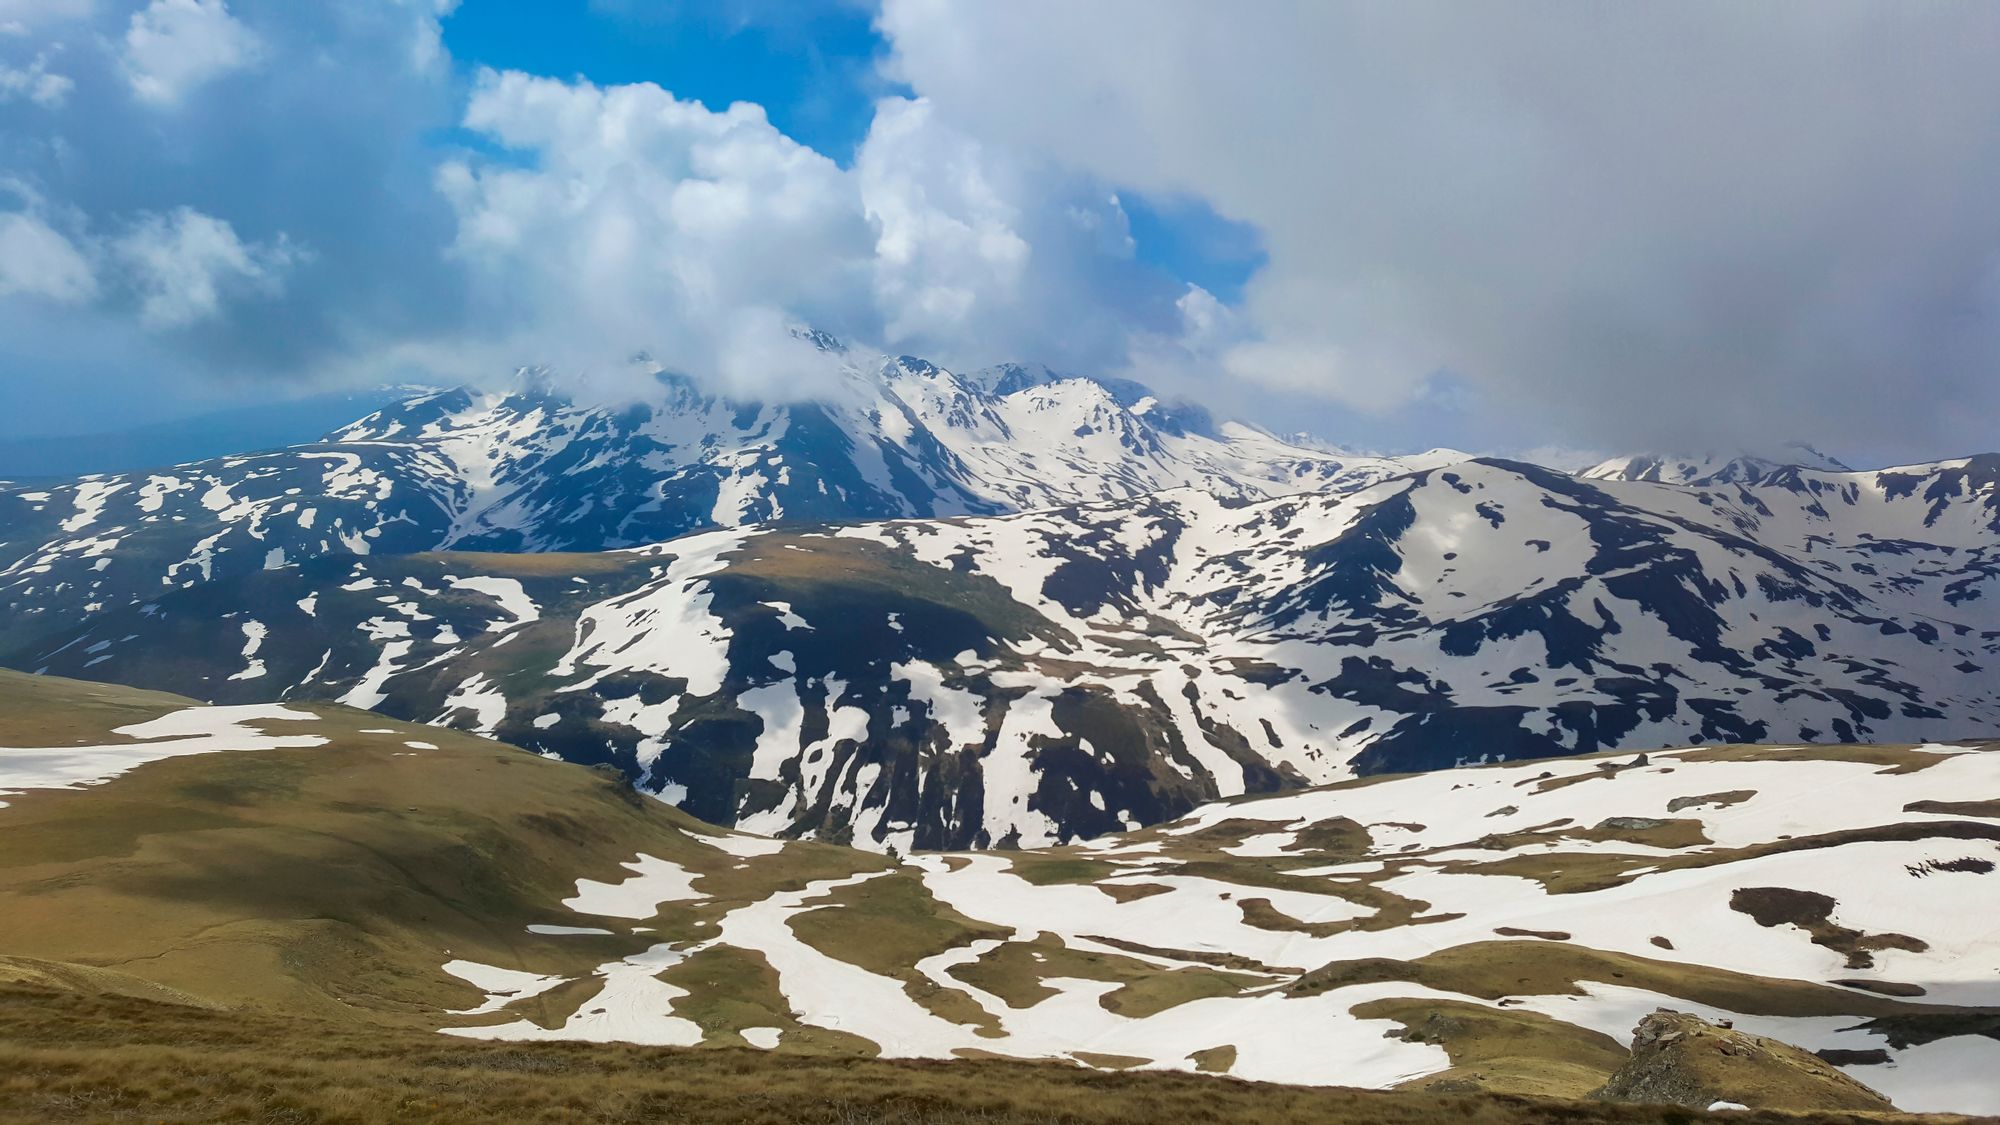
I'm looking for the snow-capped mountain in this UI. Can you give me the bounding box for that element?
[0,350,1461,646]
[1583,443,1855,486]
[21,455,1998,850]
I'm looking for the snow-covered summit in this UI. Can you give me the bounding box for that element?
[0,349,1467,641]
[321,349,1468,549]
[1583,443,1855,486]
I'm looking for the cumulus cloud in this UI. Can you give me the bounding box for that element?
[0,209,94,300]
[878,0,2000,456]
[113,206,298,326]
[121,0,259,105]
[0,0,91,38]
[0,0,461,414]
[861,97,1031,347]
[435,68,874,394]
[0,49,70,105]
[432,71,1180,397]
[4,1,1993,461]
[0,184,296,326]
[854,96,1176,374]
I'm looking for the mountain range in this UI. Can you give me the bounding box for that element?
[2,346,1995,850]
[4,343,2000,1118]
[0,346,1458,650]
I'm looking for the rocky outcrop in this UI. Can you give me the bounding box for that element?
[1593,1010,1895,1112]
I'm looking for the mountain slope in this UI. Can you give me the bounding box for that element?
[0,352,1456,647]
[1,669,1994,1113]
[1583,444,1856,486]
[18,456,2000,849]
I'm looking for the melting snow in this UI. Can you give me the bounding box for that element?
[0,705,324,806]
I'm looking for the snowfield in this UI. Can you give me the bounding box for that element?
[0,704,325,806]
[439,738,2000,1115]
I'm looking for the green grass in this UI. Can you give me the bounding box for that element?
[1003,854,1119,886]
[1,671,1991,1122]
[0,669,186,746]
[655,945,879,1055]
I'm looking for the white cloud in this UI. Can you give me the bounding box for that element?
[0,49,68,106]
[0,210,94,301]
[113,207,298,326]
[432,71,1173,398]
[859,97,1031,343]
[437,68,873,394]
[0,0,91,37]
[401,0,459,72]
[878,1,2000,453]
[850,96,1170,371]
[122,0,259,105]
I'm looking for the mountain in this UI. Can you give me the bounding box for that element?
[1,669,1993,1114]
[19,455,1998,850]
[1583,444,1855,487]
[0,349,1459,648]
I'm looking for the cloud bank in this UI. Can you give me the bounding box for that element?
[877,0,2000,457]
[427,69,1181,399]
[0,1,1996,460]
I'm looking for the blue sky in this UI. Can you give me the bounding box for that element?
[442,2,893,165]
[439,2,1268,303]
[0,2,1995,465]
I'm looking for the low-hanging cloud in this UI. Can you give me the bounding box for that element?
[429,68,1180,400]
[879,0,2000,459]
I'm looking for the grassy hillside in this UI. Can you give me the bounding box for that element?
[1,669,1994,1121]
[9,983,1950,1125]
[0,670,887,1027]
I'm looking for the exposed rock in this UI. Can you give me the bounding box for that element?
[1592,1010,1896,1112]
[1596,816,1669,831]
[1667,789,1757,813]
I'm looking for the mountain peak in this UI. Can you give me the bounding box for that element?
[1581,443,1854,486]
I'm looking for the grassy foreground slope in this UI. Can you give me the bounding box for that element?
[0,669,888,1028]
[0,986,1872,1125]
[0,670,1993,1122]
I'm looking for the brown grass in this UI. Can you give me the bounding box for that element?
[0,669,187,746]
[410,550,648,577]
[1903,799,2000,819]
[945,932,1259,1019]
[1354,997,1629,1100]
[0,984,1954,1125]
[1288,941,1972,1021]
